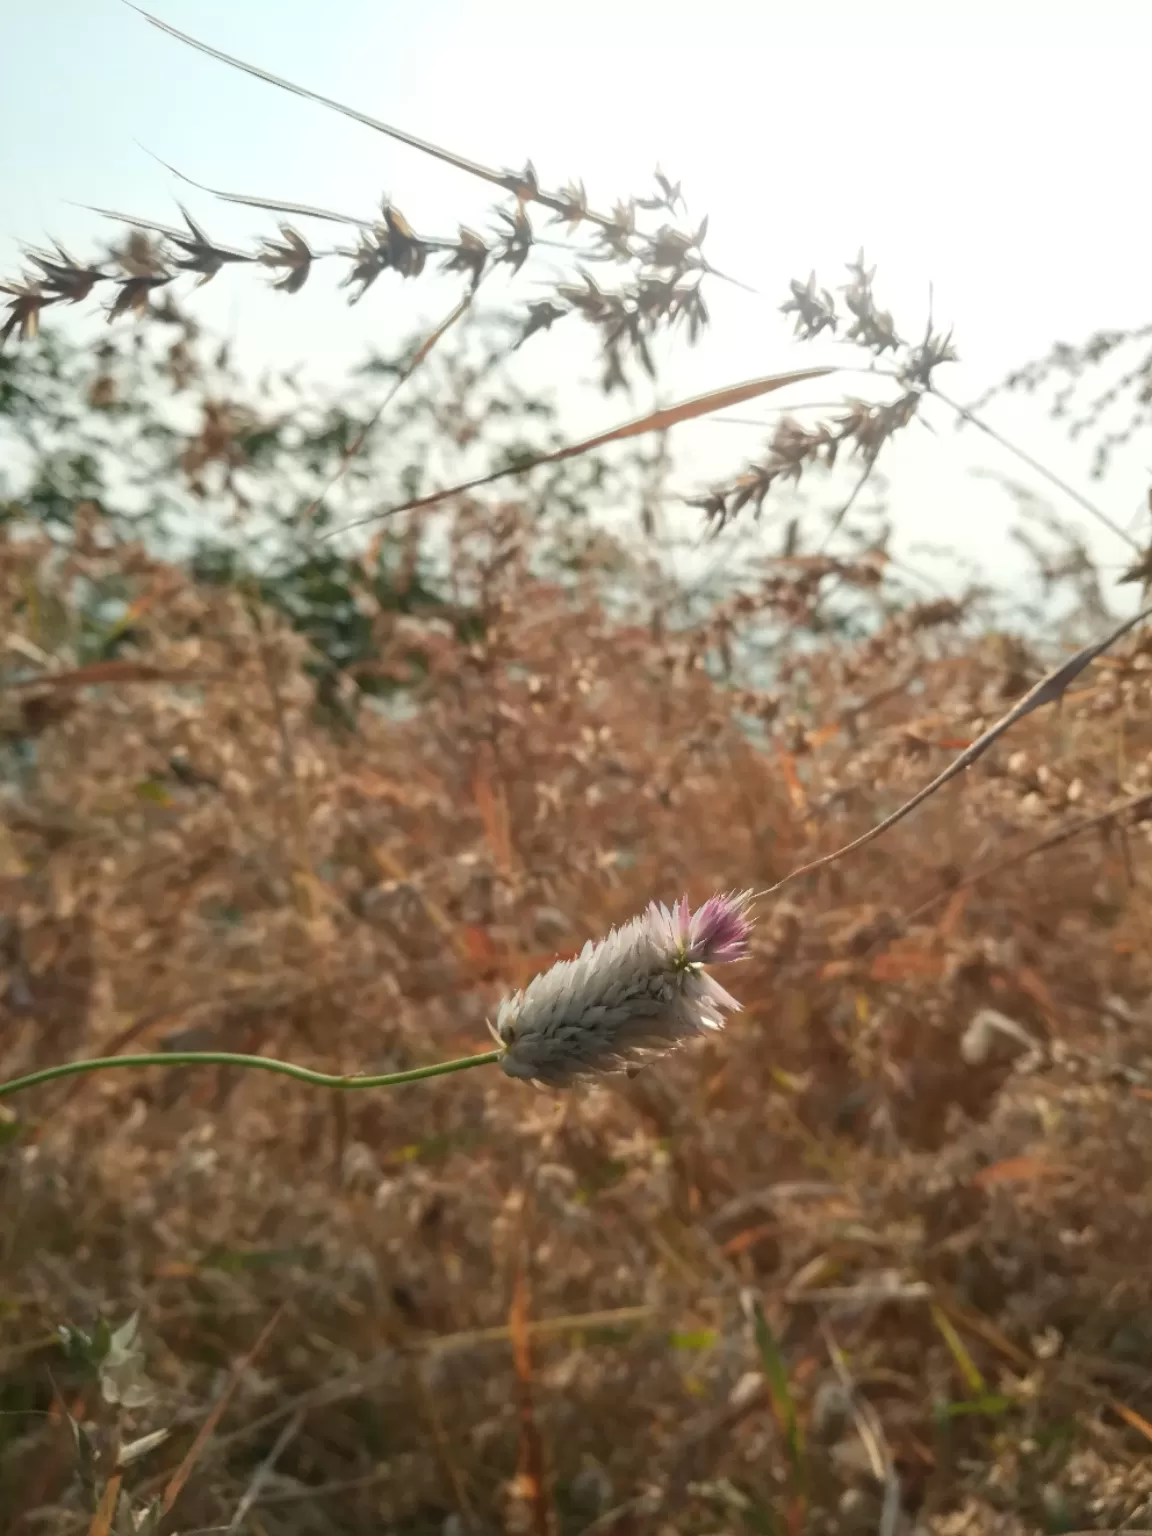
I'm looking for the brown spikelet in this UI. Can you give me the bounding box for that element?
[257,224,314,293]
[0,281,57,346]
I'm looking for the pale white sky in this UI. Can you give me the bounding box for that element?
[3,0,1150,590]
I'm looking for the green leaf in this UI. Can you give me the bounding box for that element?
[134,778,173,806]
[936,1394,1013,1422]
[746,1295,807,1490]
[669,1329,719,1350]
[201,1244,316,1273]
[66,1410,99,1494]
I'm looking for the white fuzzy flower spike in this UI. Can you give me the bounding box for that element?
[492,891,754,1088]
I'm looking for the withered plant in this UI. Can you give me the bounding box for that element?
[3,12,1152,1536]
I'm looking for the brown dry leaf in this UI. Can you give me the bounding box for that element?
[152,1260,199,1279]
[778,751,809,814]
[807,723,841,749]
[12,661,179,691]
[936,887,971,938]
[508,1258,553,1536]
[933,1299,1034,1371]
[160,1303,285,1517]
[869,949,943,981]
[473,759,514,871]
[334,367,834,532]
[1012,966,1059,1017]
[722,1222,778,1256]
[459,925,502,974]
[344,770,425,806]
[85,1471,122,1536]
[1110,1398,1152,1447]
[972,1156,1067,1189]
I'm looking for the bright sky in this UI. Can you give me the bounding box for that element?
[3,0,1150,591]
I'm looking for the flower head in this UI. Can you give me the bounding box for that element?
[493,891,754,1088]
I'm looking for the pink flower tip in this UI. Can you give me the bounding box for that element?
[685,889,755,964]
[651,889,755,967]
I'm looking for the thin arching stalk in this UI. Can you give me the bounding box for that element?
[0,1048,504,1103]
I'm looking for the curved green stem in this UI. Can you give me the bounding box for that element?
[0,1048,504,1103]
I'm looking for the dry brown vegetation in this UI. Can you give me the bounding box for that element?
[4,12,1152,1536]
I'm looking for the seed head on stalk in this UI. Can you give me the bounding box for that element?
[492,891,755,1088]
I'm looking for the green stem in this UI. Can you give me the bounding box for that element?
[0,1048,504,1103]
